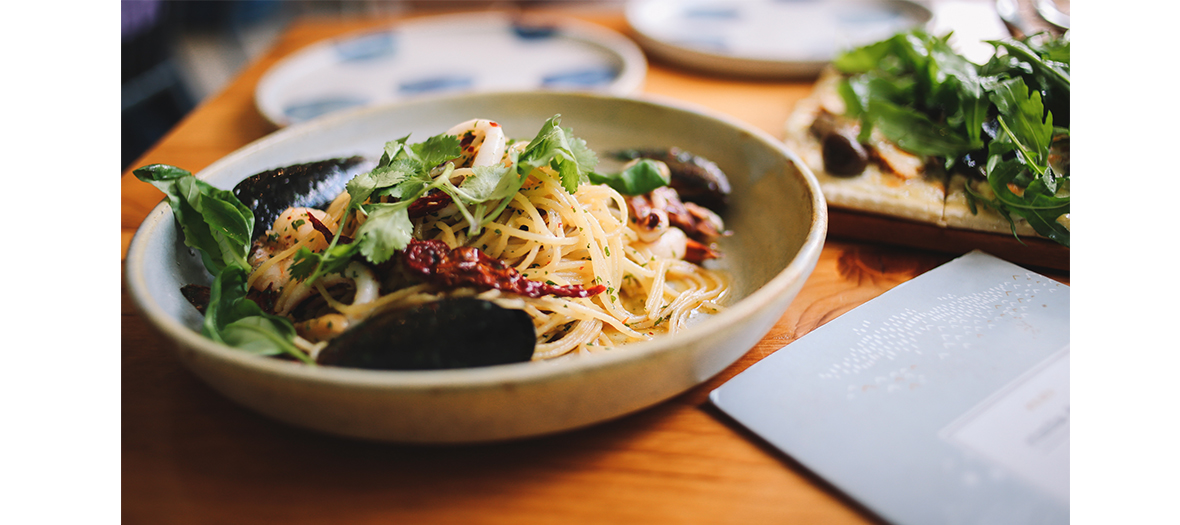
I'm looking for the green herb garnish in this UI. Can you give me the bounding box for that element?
[833,30,1070,246]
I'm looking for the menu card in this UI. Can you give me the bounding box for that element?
[710,251,1069,525]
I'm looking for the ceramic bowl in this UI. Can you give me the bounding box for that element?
[125,91,827,443]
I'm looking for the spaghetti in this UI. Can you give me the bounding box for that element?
[245,117,730,361]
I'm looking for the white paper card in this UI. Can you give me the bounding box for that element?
[710,251,1069,525]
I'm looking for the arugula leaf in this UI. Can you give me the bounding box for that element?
[989,38,1070,93]
[866,97,978,157]
[134,164,253,274]
[588,159,670,195]
[976,156,1070,246]
[832,29,1069,247]
[990,78,1053,166]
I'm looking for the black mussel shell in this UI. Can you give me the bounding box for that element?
[613,148,731,211]
[316,298,536,370]
[233,156,373,240]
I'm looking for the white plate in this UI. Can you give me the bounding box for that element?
[255,12,647,127]
[126,91,826,443]
[626,0,931,78]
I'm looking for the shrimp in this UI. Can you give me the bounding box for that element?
[247,207,338,292]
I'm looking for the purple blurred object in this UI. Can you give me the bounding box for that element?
[122,0,160,41]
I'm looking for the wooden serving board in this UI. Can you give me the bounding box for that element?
[828,207,1069,272]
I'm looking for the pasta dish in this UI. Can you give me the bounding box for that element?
[136,115,731,369]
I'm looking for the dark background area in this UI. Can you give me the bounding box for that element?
[120,0,616,171]
[122,1,287,170]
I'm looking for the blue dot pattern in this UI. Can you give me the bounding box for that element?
[334,31,397,62]
[511,23,557,40]
[283,96,370,122]
[541,66,619,88]
[397,75,475,95]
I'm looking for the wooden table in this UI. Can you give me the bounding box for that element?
[121,6,1069,524]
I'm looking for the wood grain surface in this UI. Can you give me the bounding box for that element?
[121,5,1069,524]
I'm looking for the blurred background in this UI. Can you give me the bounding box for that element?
[121,0,621,170]
[121,0,1063,171]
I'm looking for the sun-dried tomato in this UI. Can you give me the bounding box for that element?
[403,239,605,299]
[408,190,453,218]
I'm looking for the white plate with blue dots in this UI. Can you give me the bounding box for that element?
[256,12,647,127]
[626,0,931,78]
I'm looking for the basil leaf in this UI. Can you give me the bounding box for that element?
[203,265,311,363]
[220,317,307,361]
[134,164,253,275]
[588,159,670,195]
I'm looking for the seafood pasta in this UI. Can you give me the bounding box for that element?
[137,116,731,368]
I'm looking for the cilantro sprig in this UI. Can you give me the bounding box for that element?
[833,30,1070,246]
[287,116,595,283]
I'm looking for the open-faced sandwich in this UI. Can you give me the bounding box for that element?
[784,30,1069,247]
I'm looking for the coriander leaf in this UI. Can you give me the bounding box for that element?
[333,132,460,270]
[350,133,459,206]
[517,115,598,194]
[409,133,463,168]
[354,202,414,263]
[134,164,253,274]
[588,159,670,195]
[288,243,359,282]
[454,162,516,203]
[378,134,411,165]
[348,163,417,206]
[457,147,529,235]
